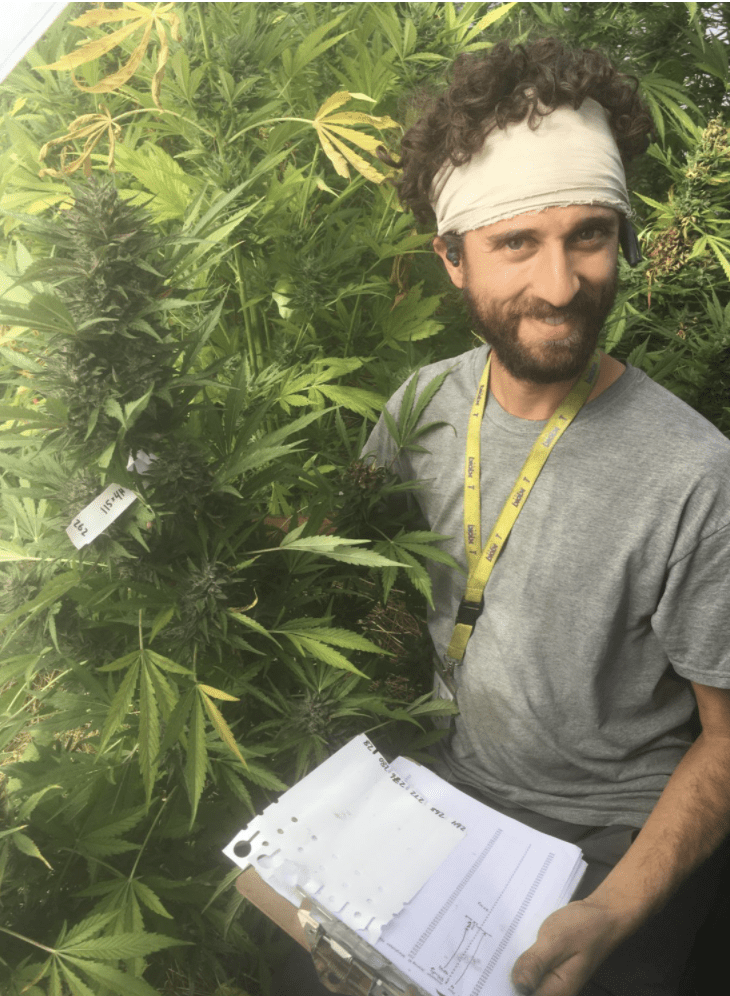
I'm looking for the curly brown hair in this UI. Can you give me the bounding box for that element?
[382,37,654,228]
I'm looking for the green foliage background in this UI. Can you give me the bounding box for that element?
[0,3,728,994]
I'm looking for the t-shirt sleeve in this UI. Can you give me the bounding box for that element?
[360,411,399,470]
[652,522,730,688]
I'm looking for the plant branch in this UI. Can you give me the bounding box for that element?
[0,926,56,955]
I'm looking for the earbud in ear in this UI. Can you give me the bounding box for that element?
[446,249,460,266]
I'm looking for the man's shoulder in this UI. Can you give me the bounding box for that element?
[383,344,488,414]
[622,365,730,463]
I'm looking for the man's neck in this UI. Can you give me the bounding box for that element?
[488,351,626,421]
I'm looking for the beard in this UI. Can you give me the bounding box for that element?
[462,269,618,385]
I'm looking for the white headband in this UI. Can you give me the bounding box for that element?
[431,97,631,235]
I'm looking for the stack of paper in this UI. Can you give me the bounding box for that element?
[224,735,586,996]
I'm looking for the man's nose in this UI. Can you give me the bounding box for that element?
[531,245,580,309]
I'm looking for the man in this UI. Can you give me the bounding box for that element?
[363,38,730,996]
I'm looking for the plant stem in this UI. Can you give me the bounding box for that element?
[113,103,217,140]
[234,246,260,374]
[228,117,311,144]
[130,790,175,879]
[197,3,212,62]
[299,146,320,228]
[0,925,56,955]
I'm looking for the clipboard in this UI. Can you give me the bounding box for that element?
[225,735,586,996]
[235,867,426,996]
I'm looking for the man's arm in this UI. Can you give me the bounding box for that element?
[511,682,730,996]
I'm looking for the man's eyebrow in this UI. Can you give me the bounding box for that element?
[483,214,619,248]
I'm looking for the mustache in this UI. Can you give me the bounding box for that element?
[512,289,604,323]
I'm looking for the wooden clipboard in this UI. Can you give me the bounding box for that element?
[235,867,309,949]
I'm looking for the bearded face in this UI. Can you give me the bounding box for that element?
[438,206,622,386]
[461,265,618,385]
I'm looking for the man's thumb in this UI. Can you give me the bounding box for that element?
[511,945,547,995]
[512,940,551,996]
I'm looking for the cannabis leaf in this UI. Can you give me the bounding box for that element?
[274,619,387,679]
[312,91,399,184]
[39,106,121,178]
[39,2,182,109]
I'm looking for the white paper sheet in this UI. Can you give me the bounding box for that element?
[223,736,465,939]
[370,758,586,996]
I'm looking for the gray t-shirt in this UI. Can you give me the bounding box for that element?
[363,345,730,828]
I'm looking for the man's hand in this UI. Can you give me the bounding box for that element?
[510,897,632,996]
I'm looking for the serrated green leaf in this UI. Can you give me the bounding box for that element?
[99,658,140,750]
[228,611,277,641]
[61,930,179,960]
[149,606,175,643]
[0,292,76,335]
[145,649,195,676]
[284,633,368,678]
[58,912,119,948]
[278,624,383,654]
[0,570,81,631]
[58,961,97,996]
[315,384,384,418]
[276,534,404,568]
[157,686,195,758]
[63,956,172,996]
[0,824,27,841]
[12,831,52,869]
[407,697,460,716]
[132,880,172,919]
[138,663,160,803]
[97,650,142,673]
[185,696,207,823]
[239,761,288,792]
[19,784,62,819]
[49,961,62,996]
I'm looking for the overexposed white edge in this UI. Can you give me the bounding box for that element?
[1,3,70,86]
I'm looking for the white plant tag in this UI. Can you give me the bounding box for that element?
[66,484,137,549]
[126,450,157,475]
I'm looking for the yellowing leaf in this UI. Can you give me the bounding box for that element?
[325,124,389,155]
[324,111,399,129]
[39,106,122,178]
[197,683,239,703]
[199,688,247,767]
[314,90,353,120]
[38,2,182,110]
[312,91,399,184]
[40,19,141,71]
[325,131,388,185]
[75,19,153,95]
[462,1,518,46]
[317,129,350,179]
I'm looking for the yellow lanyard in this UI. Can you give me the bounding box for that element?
[444,348,601,674]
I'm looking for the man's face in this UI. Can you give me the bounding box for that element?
[437,206,621,384]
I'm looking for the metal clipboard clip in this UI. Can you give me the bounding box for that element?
[296,897,427,996]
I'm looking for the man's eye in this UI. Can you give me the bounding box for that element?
[505,236,526,251]
[577,226,606,242]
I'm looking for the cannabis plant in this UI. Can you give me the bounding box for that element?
[0,174,455,996]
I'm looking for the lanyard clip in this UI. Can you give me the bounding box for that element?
[455,596,484,628]
[442,654,459,678]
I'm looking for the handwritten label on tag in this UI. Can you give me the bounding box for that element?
[66,484,137,549]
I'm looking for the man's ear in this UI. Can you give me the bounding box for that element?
[433,236,465,289]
